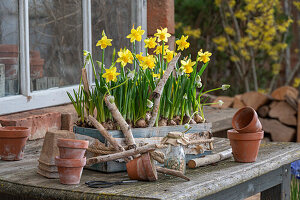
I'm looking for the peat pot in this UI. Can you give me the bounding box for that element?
[57,138,89,159]
[0,126,30,161]
[227,129,264,163]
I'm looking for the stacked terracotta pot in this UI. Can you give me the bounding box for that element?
[227,106,264,162]
[0,126,30,161]
[55,138,88,184]
[37,131,75,178]
[30,50,44,80]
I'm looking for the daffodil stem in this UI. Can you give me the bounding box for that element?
[101,49,105,75]
[198,87,223,98]
[109,79,128,91]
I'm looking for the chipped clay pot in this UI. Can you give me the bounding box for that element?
[232,106,262,133]
[227,129,264,163]
[57,138,89,159]
[126,152,158,181]
[55,156,86,184]
[0,127,30,161]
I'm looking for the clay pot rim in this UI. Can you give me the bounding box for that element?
[227,129,264,141]
[57,138,89,149]
[55,156,86,167]
[141,152,158,181]
[0,126,30,138]
[232,106,261,133]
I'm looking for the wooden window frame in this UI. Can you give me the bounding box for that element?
[0,0,147,115]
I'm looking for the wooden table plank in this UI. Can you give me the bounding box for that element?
[0,137,299,200]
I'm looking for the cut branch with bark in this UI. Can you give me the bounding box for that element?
[156,166,190,181]
[148,53,181,127]
[86,143,166,165]
[104,95,136,149]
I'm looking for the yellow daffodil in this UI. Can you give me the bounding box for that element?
[102,67,120,82]
[293,77,300,88]
[154,28,171,42]
[116,48,133,67]
[197,49,212,63]
[181,59,196,74]
[154,45,169,55]
[140,55,156,70]
[126,25,145,43]
[144,37,157,49]
[96,34,112,49]
[164,50,177,63]
[176,35,190,51]
[136,52,145,62]
[152,69,165,79]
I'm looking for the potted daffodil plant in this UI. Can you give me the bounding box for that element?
[68,25,229,130]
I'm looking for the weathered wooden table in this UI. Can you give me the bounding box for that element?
[0,138,299,200]
[0,107,299,200]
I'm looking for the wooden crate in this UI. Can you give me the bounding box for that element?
[74,123,212,172]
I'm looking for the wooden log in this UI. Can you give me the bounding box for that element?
[268,101,297,126]
[257,105,269,118]
[271,86,299,101]
[88,115,125,153]
[286,95,298,111]
[233,94,246,109]
[210,96,234,109]
[156,166,190,181]
[149,53,181,127]
[260,118,296,142]
[297,99,300,142]
[104,95,136,149]
[86,143,162,165]
[188,149,232,169]
[241,91,269,110]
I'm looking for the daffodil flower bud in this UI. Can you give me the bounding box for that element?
[196,82,202,88]
[221,84,230,90]
[183,93,188,100]
[184,123,190,130]
[195,75,201,84]
[127,70,135,80]
[218,100,224,106]
[147,99,153,108]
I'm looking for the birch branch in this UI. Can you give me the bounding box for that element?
[148,53,181,127]
[104,95,136,149]
[86,143,164,165]
[88,115,125,153]
[81,68,90,96]
[156,166,190,181]
[187,149,232,169]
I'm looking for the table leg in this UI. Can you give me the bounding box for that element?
[261,164,291,200]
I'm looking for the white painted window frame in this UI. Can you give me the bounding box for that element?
[0,0,147,115]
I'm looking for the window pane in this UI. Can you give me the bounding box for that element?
[0,1,20,97]
[91,0,137,76]
[29,0,83,91]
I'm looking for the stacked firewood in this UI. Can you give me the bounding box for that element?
[211,86,299,142]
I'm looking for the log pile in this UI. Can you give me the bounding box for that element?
[211,86,299,142]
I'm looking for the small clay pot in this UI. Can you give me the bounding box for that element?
[126,152,158,181]
[232,106,262,133]
[227,129,264,163]
[55,156,86,185]
[0,126,30,161]
[57,138,89,159]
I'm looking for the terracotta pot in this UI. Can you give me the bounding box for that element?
[227,129,264,163]
[0,126,30,161]
[57,138,89,159]
[232,106,262,133]
[126,152,158,181]
[0,44,18,53]
[55,156,86,184]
